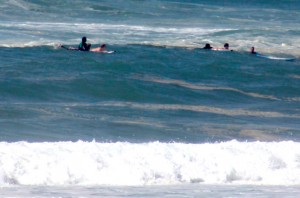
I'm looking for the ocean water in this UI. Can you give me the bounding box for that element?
[1,0,300,197]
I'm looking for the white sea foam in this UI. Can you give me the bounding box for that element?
[0,22,232,47]
[289,75,300,79]
[1,20,300,56]
[0,141,300,186]
[6,0,33,10]
[1,0,300,58]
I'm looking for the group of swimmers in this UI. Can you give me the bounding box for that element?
[59,37,296,61]
[203,43,230,50]
[66,36,260,55]
[203,42,257,54]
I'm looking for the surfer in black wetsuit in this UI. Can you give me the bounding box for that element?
[78,36,91,51]
[60,36,91,51]
[203,43,213,49]
[250,47,257,54]
[224,43,229,50]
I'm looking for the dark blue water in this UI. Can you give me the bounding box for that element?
[1,45,299,143]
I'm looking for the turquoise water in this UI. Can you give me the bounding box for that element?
[1,0,300,197]
[1,45,299,143]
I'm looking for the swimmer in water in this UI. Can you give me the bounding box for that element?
[203,43,213,49]
[90,44,107,52]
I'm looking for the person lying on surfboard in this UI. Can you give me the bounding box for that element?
[60,42,115,53]
[90,44,116,53]
[213,43,233,51]
[90,44,106,52]
[250,46,295,61]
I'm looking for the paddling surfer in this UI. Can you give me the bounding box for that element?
[203,43,213,49]
[90,44,106,52]
[60,36,91,51]
[250,47,257,54]
[213,43,233,51]
[78,36,91,51]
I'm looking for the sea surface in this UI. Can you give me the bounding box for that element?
[1,0,300,197]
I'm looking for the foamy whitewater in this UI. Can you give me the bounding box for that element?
[1,0,300,197]
[1,141,300,186]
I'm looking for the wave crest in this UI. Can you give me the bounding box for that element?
[1,141,300,186]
